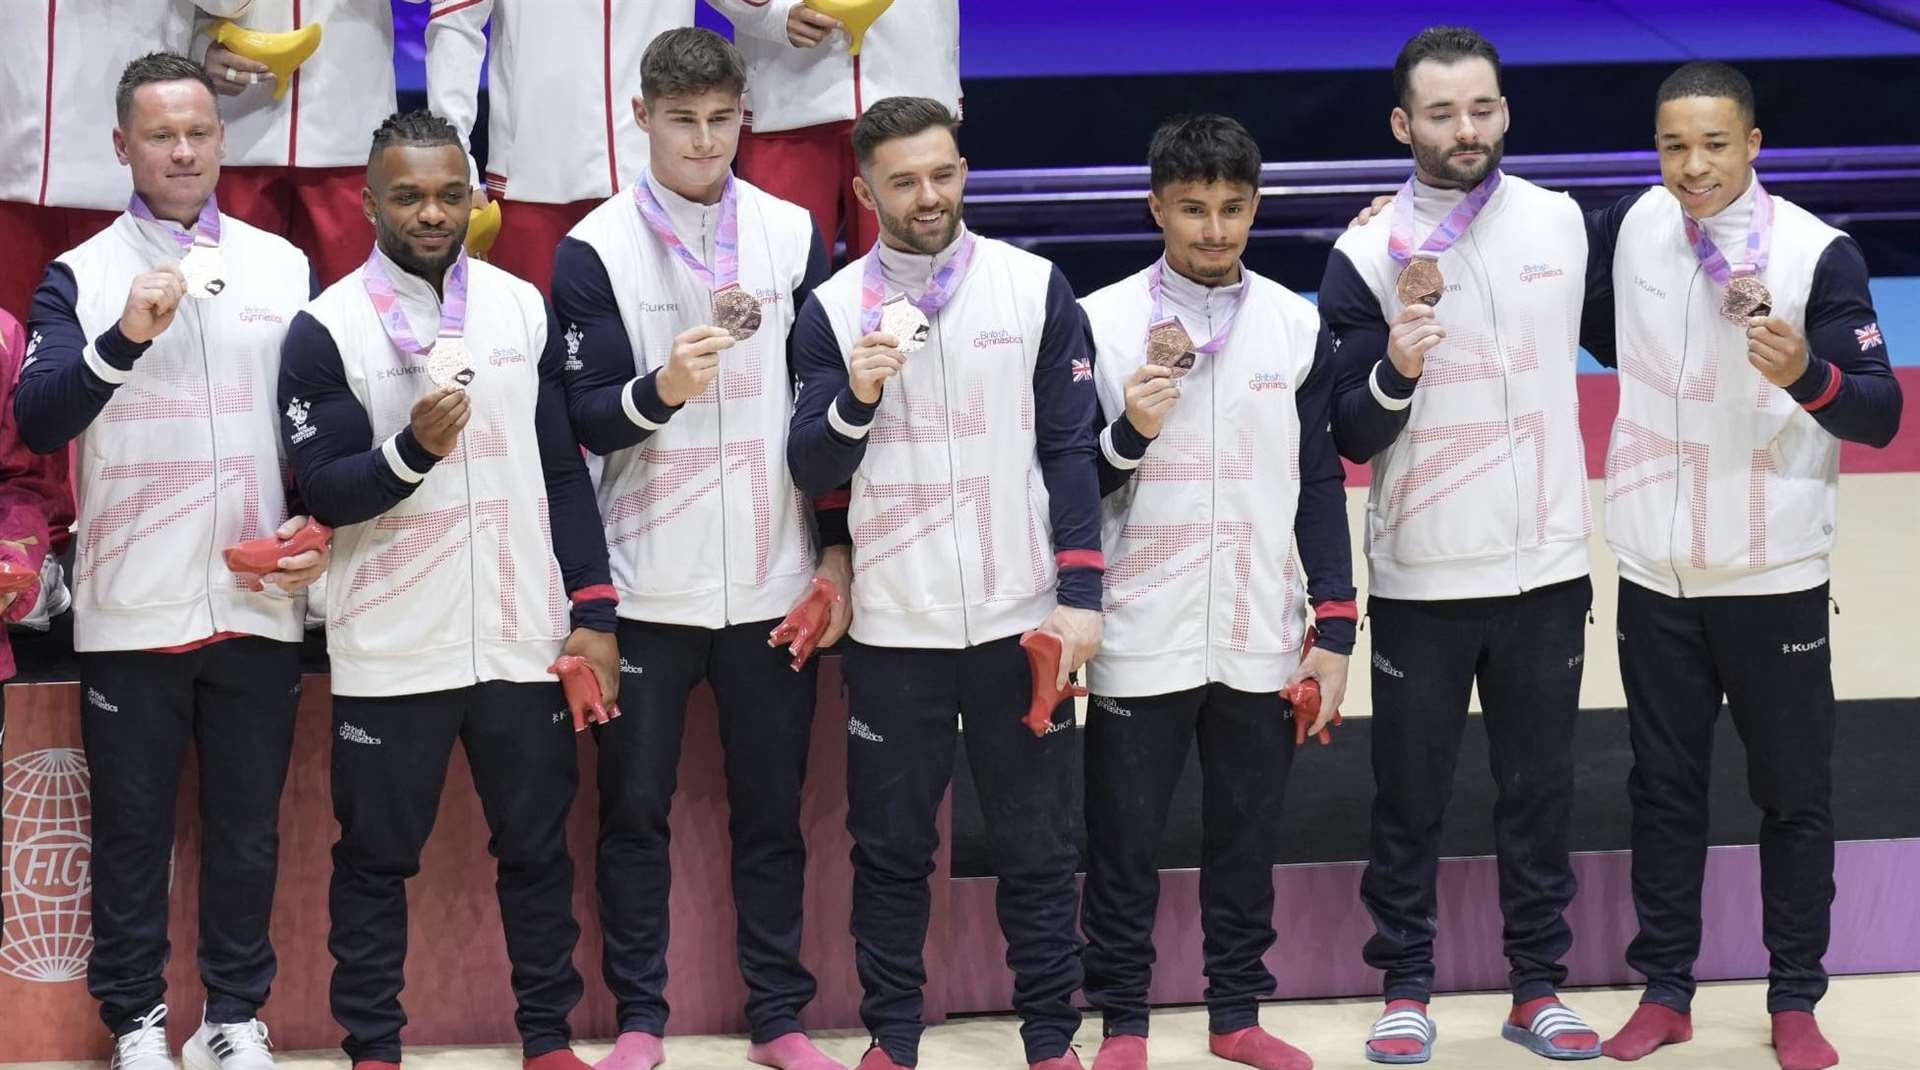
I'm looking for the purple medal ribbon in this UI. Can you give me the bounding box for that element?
[634,173,740,291]
[1682,177,1773,285]
[1387,169,1503,265]
[1145,257,1245,355]
[363,248,469,356]
[128,192,222,254]
[859,230,978,334]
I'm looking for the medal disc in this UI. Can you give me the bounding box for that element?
[1721,275,1773,325]
[427,337,476,389]
[1395,258,1444,308]
[1145,318,1198,378]
[711,284,763,342]
[181,245,227,300]
[879,294,931,354]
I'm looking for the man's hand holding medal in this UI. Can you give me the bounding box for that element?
[849,295,929,405]
[658,325,734,407]
[1386,301,1445,380]
[119,266,190,344]
[410,382,471,458]
[1121,363,1178,439]
[1745,313,1810,389]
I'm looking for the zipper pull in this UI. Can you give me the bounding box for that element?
[1829,595,1840,616]
[1587,606,1596,625]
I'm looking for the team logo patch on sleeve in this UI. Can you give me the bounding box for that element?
[1855,322,1884,351]
[1070,357,1092,382]
[286,397,316,443]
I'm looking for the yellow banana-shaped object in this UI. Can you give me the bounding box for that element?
[466,200,502,260]
[803,0,895,56]
[211,21,322,102]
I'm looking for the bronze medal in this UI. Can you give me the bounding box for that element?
[1145,318,1198,378]
[1395,258,1444,308]
[711,283,763,342]
[879,294,931,354]
[1721,275,1773,325]
[426,337,475,389]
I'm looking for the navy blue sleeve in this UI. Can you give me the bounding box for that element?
[1784,237,1902,447]
[1033,266,1103,611]
[789,224,850,549]
[795,222,831,316]
[15,263,146,454]
[535,301,618,633]
[1295,319,1357,656]
[550,237,677,456]
[1088,314,1155,498]
[786,293,871,496]
[1095,410,1153,498]
[1320,249,1413,463]
[277,311,435,527]
[1578,190,1645,369]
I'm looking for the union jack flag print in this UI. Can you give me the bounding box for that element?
[1071,357,1092,382]
[1854,322,1884,351]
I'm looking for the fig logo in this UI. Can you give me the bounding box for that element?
[2,748,94,982]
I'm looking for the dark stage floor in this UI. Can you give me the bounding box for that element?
[950,698,1920,878]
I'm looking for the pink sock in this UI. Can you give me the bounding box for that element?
[525,1051,593,1070]
[1092,1035,1148,1070]
[353,1063,401,1070]
[747,1032,847,1070]
[1510,997,1598,1054]
[1028,1052,1084,1070]
[855,1047,910,1070]
[1602,1003,1692,1061]
[1207,1026,1312,1070]
[1771,1011,1839,1070]
[594,1032,665,1070]
[1367,1000,1429,1060]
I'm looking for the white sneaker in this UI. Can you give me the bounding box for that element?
[182,1016,275,1070]
[110,1005,176,1070]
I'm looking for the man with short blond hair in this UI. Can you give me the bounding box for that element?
[17,51,328,1070]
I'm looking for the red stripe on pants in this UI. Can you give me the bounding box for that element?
[217,166,374,287]
[486,198,601,298]
[737,120,880,260]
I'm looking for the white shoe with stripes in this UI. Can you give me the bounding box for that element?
[110,1005,176,1070]
[182,1017,276,1070]
[1500,1001,1601,1060]
[1364,1005,1437,1064]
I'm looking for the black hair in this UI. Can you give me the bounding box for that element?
[367,109,462,165]
[851,96,960,171]
[1656,61,1756,129]
[1148,114,1262,194]
[1392,26,1502,110]
[115,52,217,126]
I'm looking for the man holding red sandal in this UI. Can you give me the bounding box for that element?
[787,96,1104,1070]
[1076,114,1355,1070]
[15,53,329,1069]
[549,29,852,1070]
[277,109,619,1070]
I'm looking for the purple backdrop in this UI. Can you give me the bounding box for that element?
[390,1,1920,92]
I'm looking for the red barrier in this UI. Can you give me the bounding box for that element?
[0,666,954,1061]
